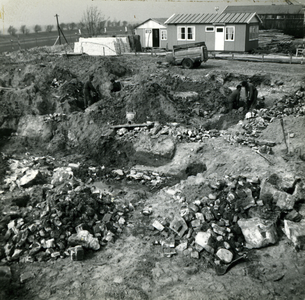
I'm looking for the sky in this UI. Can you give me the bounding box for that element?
[0,0,304,33]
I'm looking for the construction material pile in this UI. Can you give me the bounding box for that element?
[148,174,304,274]
[0,157,132,263]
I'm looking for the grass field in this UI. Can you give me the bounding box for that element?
[0,27,132,53]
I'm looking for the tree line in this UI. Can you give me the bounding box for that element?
[5,6,137,37]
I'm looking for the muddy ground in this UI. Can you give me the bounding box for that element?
[0,46,305,300]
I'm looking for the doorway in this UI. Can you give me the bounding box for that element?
[215,27,224,51]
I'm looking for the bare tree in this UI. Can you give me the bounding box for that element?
[34,24,42,33]
[20,25,28,34]
[7,25,17,36]
[45,25,54,32]
[81,6,105,36]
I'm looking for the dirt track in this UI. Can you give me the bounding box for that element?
[0,47,305,300]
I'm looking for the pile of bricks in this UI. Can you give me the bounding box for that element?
[1,170,131,263]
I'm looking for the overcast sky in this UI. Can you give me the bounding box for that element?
[1,0,304,33]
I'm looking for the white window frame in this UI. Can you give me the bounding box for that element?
[177,26,195,41]
[249,25,259,41]
[161,30,167,40]
[225,26,235,41]
[205,26,215,32]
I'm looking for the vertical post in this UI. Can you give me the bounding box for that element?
[103,47,105,56]
[262,54,264,62]
[55,14,61,45]
[232,53,234,60]
[289,54,292,64]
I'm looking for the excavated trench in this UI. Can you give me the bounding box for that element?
[1,49,305,300]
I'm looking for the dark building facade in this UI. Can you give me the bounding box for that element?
[222,5,304,38]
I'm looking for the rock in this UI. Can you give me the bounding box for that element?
[274,190,296,211]
[175,242,188,252]
[152,220,164,231]
[18,170,44,187]
[173,91,199,101]
[169,216,188,237]
[216,248,233,263]
[68,230,100,250]
[238,217,278,249]
[285,210,302,222]
[283,219,305,250]
[195,231,214,253]
[51,167,74,186]
[133,135,176,165]
[260,179,296,210]
[70,245,84,261]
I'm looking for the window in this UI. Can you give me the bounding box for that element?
[205,27,214,32]
[161,30,167,40]
[177,26,195,41]
[225,26,235,41]
[249,25,259,40]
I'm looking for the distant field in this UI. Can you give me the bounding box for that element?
[0,27,131,53]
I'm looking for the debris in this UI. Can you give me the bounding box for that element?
[283,219,305,250]
[238,217,278,249]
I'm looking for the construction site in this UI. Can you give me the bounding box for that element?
[0,37,304,300]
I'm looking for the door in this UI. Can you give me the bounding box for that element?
[215,27,224,51]
[145,29,152,47]
[152,29,160,48]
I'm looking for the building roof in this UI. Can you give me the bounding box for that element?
[165,12,261,25]
[135,18,168,28]
[222,4,304,15]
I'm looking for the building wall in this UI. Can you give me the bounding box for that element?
[259,14,304,37]
[135,20,168,49]
[166,23,259,52]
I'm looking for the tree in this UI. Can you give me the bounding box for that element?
[20,25,28,34]
[81,6,105,36]
[60,23,66,30]
[45,25,54,32]
[122,21,128,27]
[7,25,17,36]
[34,24,42,33]
[68,22,76,30]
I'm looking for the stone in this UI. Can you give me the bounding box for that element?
[152,220,164,231]
[285,210,302,222]
[70,245,84,261]
[216,248,233,263]
[238,217,278,249]
[260,179,296,211]
[191,219,201,228]
[68,230,100,250]
[18,169,44,188]
[274,190,296,211]
[169,216,188,237]
[45,239,55,248]
[195,231,214,253]
[283,220,305,250]
[175,242,188,252]
[211,223,226,236]
[191,251,199,259]
[51,167,73,186]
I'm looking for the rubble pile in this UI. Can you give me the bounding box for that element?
[116,123,221,142]
[0,158,133,263]
[147,174,304,273]
[267,89,305,117]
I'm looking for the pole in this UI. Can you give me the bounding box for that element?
[55,14,61,45]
